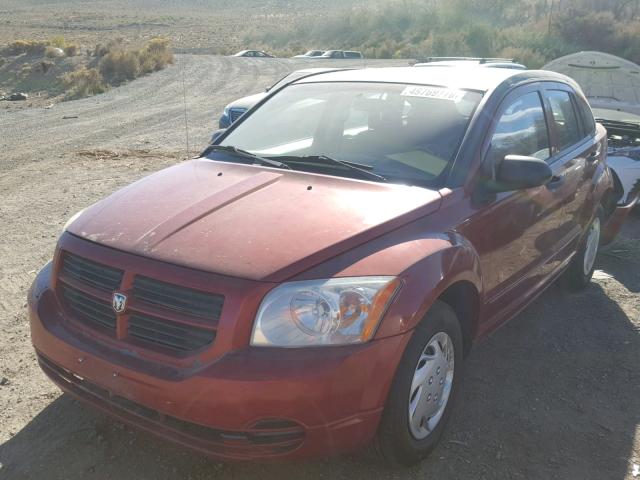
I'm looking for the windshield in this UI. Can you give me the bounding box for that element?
[216,82,482,187]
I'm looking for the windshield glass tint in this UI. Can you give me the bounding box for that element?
[218,82,483,186]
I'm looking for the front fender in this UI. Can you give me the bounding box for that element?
[293,219,484,340]
[374,233,483,339]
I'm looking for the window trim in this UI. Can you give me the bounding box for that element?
[479,84,553,176]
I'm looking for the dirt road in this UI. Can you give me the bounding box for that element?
[1,55,639,480]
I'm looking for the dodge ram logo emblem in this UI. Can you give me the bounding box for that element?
[112,292,127,313]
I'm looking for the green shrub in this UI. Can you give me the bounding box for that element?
[93,38,124,58]
[49,35,66,48]
[62,67,107,98]
[240,0,640,62]
[498,46,546,69]
[93,43,110,57]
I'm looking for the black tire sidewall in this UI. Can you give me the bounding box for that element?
[565,206,605,291]
[376,301,463,466]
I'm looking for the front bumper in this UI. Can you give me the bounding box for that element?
[28,265,410,461]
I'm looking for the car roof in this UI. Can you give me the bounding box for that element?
[289,67,348,75]
[293,66,574,93]
[415,60,526,69]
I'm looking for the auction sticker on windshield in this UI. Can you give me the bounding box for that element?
[401,85,466,102]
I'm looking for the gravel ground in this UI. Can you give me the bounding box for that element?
[0,55,638,480]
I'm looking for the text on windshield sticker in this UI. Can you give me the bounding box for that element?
[401,86,466,102]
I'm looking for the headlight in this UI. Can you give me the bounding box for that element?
[251,276,401,347]
[62,208,86,232]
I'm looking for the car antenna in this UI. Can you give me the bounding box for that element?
[179,34,191,160]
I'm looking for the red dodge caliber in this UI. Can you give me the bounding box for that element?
[29,67,625,465]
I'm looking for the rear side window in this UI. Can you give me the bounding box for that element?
[487,91,550,164]
[547,90,583,151]
[575,94,596,137]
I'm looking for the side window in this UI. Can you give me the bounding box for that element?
[546,90,583,151]
[575,94,596,137]
[487,91,550,165]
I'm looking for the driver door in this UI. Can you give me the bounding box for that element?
[462,85,561,326]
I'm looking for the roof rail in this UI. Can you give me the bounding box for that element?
[414,57,516,64]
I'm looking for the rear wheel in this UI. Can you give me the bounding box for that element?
[563,206,604,291]
[372,301,463,466]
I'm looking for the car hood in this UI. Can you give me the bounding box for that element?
[68,159,442,282]
[227,92,267,110]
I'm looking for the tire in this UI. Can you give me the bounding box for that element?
[563,205,605,292]
[630,180,640,216]
[372,300,463,466]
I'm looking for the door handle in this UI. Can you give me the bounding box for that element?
[586,147,601,162]
[547,174,565,190]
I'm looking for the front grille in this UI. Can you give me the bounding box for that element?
[56,249,223,355]
[61,252,123,292]
[129,313,215,352]
[62,285,117,332]
[37,353,305,458]
[133,276,223,321]
[228,107,247,123]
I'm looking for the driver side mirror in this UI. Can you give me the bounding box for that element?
[486,154,553,193]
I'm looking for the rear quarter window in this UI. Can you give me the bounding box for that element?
[546,90,584,151]
[575,94,596,137]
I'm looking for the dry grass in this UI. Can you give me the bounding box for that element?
[8,40,49,55]
[138,37,173,73]
[98,37,173,85]
[1,35,173,101]
[63,44,78,56]
[62,67,107,98]
[100,49,140,82]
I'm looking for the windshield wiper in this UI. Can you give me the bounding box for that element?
[204,145,291,170]
[269,155,387,182]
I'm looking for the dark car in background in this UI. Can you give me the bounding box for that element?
[233,50,274,58]
[217,67,350,129]
[317,50,364,59]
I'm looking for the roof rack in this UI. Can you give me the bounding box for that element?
[413,57,516,64]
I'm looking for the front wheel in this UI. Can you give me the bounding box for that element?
[372,300,463,466]
[563,206,604,291]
